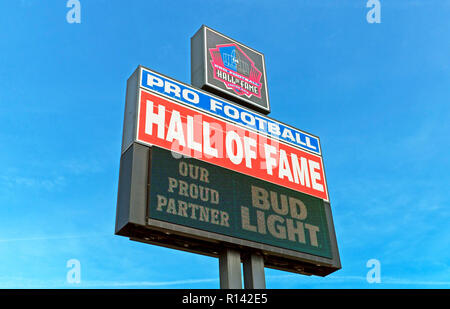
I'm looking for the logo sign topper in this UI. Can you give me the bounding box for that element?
[209,43,262,99]
[191,26,270,114]
[132,67,329,202]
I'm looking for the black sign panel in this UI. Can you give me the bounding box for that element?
[116,143,341,276]
[149,146,332,258]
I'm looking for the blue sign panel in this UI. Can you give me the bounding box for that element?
[140,67,321,156]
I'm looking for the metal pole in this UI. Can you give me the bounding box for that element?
[243,253,266,289]
[219,248,242,289]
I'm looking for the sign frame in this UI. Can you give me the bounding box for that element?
[116,65,341,276]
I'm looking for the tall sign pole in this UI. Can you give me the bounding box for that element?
[191,25,276,289]
[115,25,341,290]
[219,248,242,289]
[243,252,266,289]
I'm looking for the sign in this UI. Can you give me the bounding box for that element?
[137,87,329,201]
[140,68,321,156]
[191,26,270,114]
[116,64,340,276]
[149,146,332,258]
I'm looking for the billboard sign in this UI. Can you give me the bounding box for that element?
[191,26,270,114]
[136,87,328,201]
[149,146,333,259]
[116,65,340,276]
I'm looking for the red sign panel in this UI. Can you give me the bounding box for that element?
[137,89,329,201]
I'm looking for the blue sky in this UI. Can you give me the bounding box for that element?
[0,0,449,288]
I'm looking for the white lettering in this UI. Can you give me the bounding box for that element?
[145,100,165,139]
[268,122,281,136]
[264,144,277,175]
[305,136,317,150]
[241,111,256,127]
[281,128,295,142]
[210,99,223,113]
[203,121,218,158]
[224,105,239,119]
[164,81,181,98]
[182,89,199,104]
[309,160,324,192]
[255,117,267,131]
[226,131,243,165]
[166,110,185,146]
[243,136,257,168]
[278,149,293,181]
[291,153,311,187]
[187,116,202,152]
[295,133,307,146]
[146,75,164,88]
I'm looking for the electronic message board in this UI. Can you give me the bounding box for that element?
[191,25,270,114]
[149,146,332,259]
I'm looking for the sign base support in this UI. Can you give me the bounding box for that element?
[243,253,266,289]
[219,248,242,289]
[219,249,266,289]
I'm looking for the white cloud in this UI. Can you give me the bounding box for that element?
[0,175,65,191]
